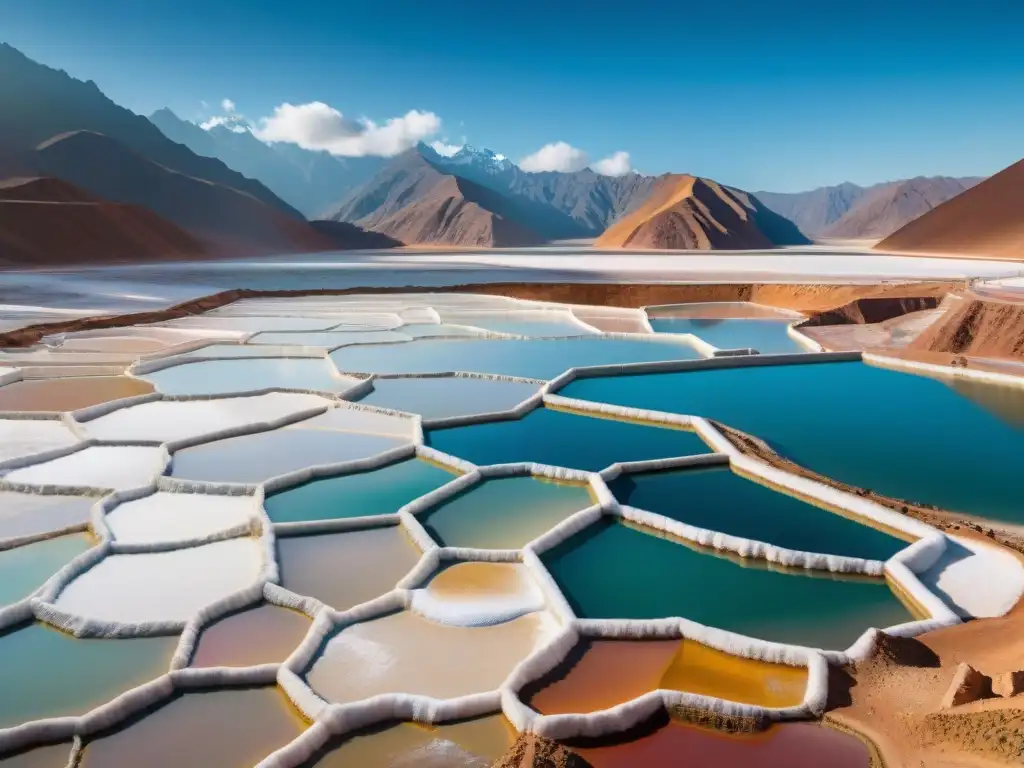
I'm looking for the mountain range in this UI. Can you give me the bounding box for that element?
[756,176,982,240]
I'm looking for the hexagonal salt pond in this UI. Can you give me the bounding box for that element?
[139,357,360,396]
[410,562,546,626]
[264,458,458,524]
[277,526,421,610]
[542,519,916,651]
[169,424,409,485]
[609,466,910,562]
[305,609,555,705]
[648,318,806,354]
[3,446,166,491]
[418,476,595,550]
[78,392,332,443]
[0,491,94,542]
[302,715,516,767]
[428,407,710,472]
[54,538,264,624]
[188,603,311,668]
[0,376,153,412]
[0,533,94,607]
[0,622,176,729]
[78,686,306,768]
[104,492,258,545]
[523,637,807,715]
[331,336,700,379]
[0,742,75,767]
[0,418,78,463]
[248,330,409,347]
[355,376,541,421]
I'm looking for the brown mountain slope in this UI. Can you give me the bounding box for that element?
[368,175,545,247]
[909,294,1024,359]
[823,176,981,239]
[876,159,1024,259]
[596,175,809,249]
[0,177,207,266]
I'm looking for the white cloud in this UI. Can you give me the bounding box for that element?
[221,98,236,113]
[252,101,441,157]
[200,115,247,133]
[520,141,589,173]
[429,140,464,157]
[592,151,632,177]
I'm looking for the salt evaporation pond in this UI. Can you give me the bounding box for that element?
[398,323,486,338]
[306,610,551,704]
[609,466,909,561]
[0,533,93,607]
[439,312,594,337]
[277,526,421,610]
[428,407,710,472]
[170,427,407,484]
[4,445,166,490]
[560,360,1024,524]
[79,687,305,768]
[189,603,311,668]
[356,376,540,420]
[0,418,78,462]
[570,717,871,768]
[306,715,515,767]
[0,376,153,411]
[418,476,594,549]
[648,318,805,354]
[543,519,914,650]
[104,491,256,545]
[140,357,358,396]
[0,491,94,541]
[0,623,176,728]
[331,337,700,379]
[525,637,807,713]
[249,330,408,347]
[264,458,458,524]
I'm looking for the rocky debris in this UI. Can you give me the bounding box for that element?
[491,734,593,768]
[992,670,1024,698]
[940,663,992,709]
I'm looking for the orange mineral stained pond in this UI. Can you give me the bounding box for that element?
[0,376,153,411]
[80,687,306,768]
[526,639,806,715]
[189,603,311,668]
[571,719,871,768]
[424,561,537,602]
[305,716,517,767]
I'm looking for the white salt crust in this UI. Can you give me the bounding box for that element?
[2,444,168,491]
[0,416,80,463]
[865,351,1024,389]
[2,295,1021,761]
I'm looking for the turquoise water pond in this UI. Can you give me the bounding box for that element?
[418,476,594,549]
[357,376,540,420]
[542,519,914,650]
[0,534,92,607]
[609,466,908,561]
[398,323,486,338]
[428,407,710,472]
[560,361,1024,525]
[265,459,459,523]
[331,337,700,379]
[648,318,805,354]
[141,358,356,396]
[171,428,407,484]
[0,622,176,728]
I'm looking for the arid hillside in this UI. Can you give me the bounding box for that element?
[595,175,809,249]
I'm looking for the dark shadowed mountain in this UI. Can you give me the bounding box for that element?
[424,144,657,238]
[0,43,301,219]
[149,108,384,217]
[596,175,810,250]
[877,158,1024,259]
[757,177,982,239]
[330,151,544,246]
[0,176,207,266]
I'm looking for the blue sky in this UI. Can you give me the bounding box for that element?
[5,0,1024,191]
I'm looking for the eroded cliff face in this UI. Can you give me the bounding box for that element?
[910,296,1024,359]
[491,734,592,768]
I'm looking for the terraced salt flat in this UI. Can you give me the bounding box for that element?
[139,357,360,396]
[0,376,153,411]
[648,317,806,354]
[1,290,1020,767]
[356,375,541,420]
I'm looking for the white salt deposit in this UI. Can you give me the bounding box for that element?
[78,393,332,443]
[0,419,79,462]
[291,405,419,439]
[0,491,94,541]
[410,563,546,627]
[920,535,1024,619]
[54,538,263,623]
[104,492,258,545]
[4,446,166,490]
